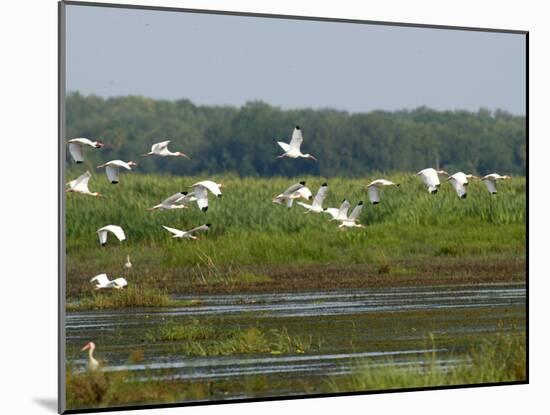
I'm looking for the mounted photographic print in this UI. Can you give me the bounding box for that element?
[58,1,528,413]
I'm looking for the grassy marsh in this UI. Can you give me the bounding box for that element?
[65,173,526,298]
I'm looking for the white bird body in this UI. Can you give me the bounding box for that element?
[162,224,210,240]
[448,172,478,199]
[96,225,126,246]
[273,181,313,208]
[97,160,137,184]
[66,171,101,197]
[142,140,190,158]
[148,192,192,211]
[90,273,128,290]
[482,173,512,194]
[68,138,104,163]
[416,168,449,194]
[277,126,317,161]
[124,255,132,273]
[190,181,223,212]
[297,183,328,213]
[366,179,399,204]
[81,342,99,372]
[337,201,365,228]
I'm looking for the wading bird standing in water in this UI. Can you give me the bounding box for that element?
[366,179,400,204]
[97,160,137,184]
[481,173,512,194]
[448,172,478,199]
[81,342,99,372]
[142,140,190,158]
[124,255,132,275]
[66,171,101,197]
[416,168,449,194]
[276,126,317,161]
[67,138,104,163]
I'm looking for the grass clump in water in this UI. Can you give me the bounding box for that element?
[144,320,317,356]
[66,286,172,310]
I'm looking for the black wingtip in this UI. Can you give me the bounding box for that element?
[202,207,208,212]
[358,201,364,205]
[396,183,400,187]
[321,182,328,186]
[461,194,467,199]
[372,201,379,205]
[101,243,106,247]
[181,191,188,195]
[295,125,301,130]
[111,181,118,184]
[299,181,306,185]
[206,223,211,227]
[491,192,497,195]
[76,161,83,164]
[217,194,223,198]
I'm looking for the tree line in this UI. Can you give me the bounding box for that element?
[66,92,526,177]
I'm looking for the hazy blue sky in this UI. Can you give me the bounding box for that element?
[66,5,526,114]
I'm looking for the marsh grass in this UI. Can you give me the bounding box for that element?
[327,332,526,392]
[66,286,203,310]
[143,319,317,356]
[65,173,526,297]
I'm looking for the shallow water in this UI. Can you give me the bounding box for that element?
[66,283,525,400]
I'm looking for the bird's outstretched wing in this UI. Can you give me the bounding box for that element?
[288,127,303,151]
[336,200,350,220]
[324,208,339,219]
[68,142,84,163]
[193,181,222,196]
[367,186,380,204]
[348,202,364,221]
[188,224,210,234]
[312,184,328,209]
[162,192,187,206]
[449,178,467,198]
[194,186,209,211]
[152,140,170,152]
[296,186,313,200]
[105,166,119,183]
[277,141,291,152]
[296,201,313,211]
[106,225,126,242]
[283,182,305,196]
[90,273,111,286]
[162,225,184,237]
[68,171,92,192]
[484,179,497,194]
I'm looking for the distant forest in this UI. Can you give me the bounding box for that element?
[66,93,526,177]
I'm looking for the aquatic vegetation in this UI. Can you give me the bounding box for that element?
[143,320,317,356]
[66,286,172,310]
[327,332,526,392]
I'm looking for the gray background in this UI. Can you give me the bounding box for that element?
[66,5,526,114]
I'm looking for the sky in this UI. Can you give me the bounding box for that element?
[65,4,526,115]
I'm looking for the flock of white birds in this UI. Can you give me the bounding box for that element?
[67,126,512,370]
